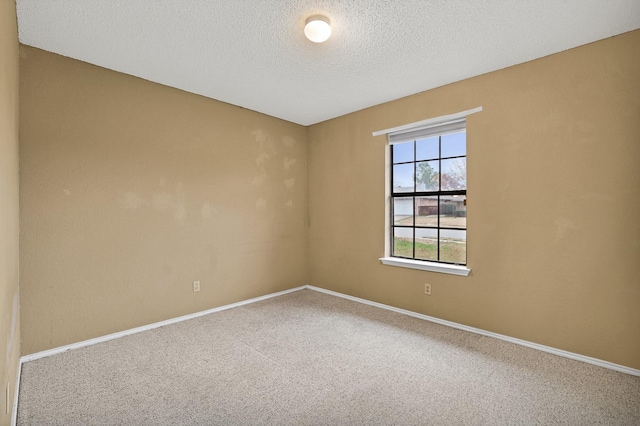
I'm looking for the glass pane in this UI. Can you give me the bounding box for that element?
[441,158,466,191]
[415,160,439,191]
[393,163,414,192]
[415,228,438,261]
[392,141,414,164]
[393,197,413,226]
[416,136,439,161]
[415,196,438,227]
[393,227,413,258]
[440,195,466,229]
[441,131,466,158]
[440,229,466,264]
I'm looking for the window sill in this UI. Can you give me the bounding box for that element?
[379,257,471,276]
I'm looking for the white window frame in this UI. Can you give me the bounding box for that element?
[373,107,482,276]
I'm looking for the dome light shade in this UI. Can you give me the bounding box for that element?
[304,16,331,43]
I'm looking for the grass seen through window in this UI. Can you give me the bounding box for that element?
[393,237,466,263]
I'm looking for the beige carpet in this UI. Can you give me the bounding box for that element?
[17,289,640,425]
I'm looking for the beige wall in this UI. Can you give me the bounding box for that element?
[19,46,308,354]
[0,0,20,423]
[308,30,640,369]
[18,28,639,371]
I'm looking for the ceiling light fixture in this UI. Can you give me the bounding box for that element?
[304,15,331,43]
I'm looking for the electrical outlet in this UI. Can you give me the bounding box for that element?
[193,280,200,292]
[424,283,432,295]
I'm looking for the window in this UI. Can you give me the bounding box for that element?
[390,123,467,265]
[373,107,481,276]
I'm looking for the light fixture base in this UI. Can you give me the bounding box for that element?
[304,15,331,43]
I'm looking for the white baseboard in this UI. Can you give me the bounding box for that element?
[305,285,640,377]
[10,360,21,426]
[19,285,306,364]
[15,281,639,419]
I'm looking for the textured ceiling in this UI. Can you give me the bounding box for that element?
[16,0,640,126]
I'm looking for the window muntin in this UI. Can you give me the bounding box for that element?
[390,129,467,265]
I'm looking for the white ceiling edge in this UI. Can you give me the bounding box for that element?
[16,0,640,126]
